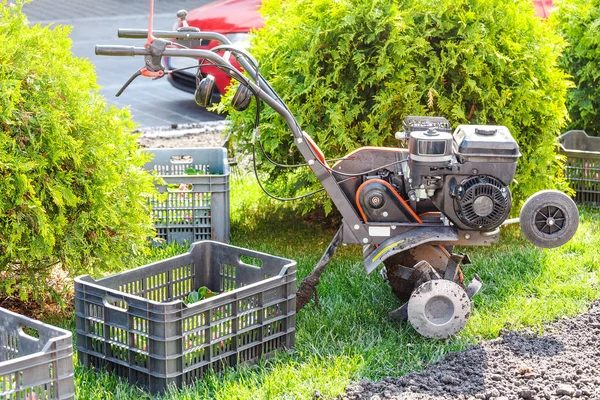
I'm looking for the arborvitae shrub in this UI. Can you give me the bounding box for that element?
[220,0,571,213]
[554,0,600,135]
[0,1,156,301]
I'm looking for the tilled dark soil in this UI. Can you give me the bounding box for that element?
[342,300,600,400]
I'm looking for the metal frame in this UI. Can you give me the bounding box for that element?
[95,30,506,274]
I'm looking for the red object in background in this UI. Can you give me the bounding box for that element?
[186,0,263,33]
[168,0,555,96]
[186,0,263,94]
[165,0,263,96]
[533,0,555,19]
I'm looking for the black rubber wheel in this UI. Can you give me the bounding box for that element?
[519,190,579,248]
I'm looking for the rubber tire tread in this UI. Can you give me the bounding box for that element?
[519,190,579,249]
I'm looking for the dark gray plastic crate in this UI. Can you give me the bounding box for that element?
[75,241,296,394]
[0,307,74,400]
[144,147,230,244]
[559,130,600,206]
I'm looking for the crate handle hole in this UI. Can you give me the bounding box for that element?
[240,255,263,268]
[103,296,129,312]
[19,324,40,339]
[167,183,193,192]
[170,155,193,164]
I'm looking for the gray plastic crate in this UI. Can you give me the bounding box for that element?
[144,147,230,244]
[75,241,296,394]
[0,307,74,400]
[559,130,600,205]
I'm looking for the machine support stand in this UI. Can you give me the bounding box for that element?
[296,225,343,311]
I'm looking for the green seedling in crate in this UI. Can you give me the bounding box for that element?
[184,167,205,175]
[185,286,218,305]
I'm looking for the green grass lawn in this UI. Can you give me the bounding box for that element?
[72,176,600,399]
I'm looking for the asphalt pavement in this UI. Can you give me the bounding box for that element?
[22,0,223,128]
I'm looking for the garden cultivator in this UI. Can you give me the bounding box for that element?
[97,1,580,338]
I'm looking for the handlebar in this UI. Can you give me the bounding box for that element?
[95,45,148,57]
[117,29,231,45]
[96,42,302,138]
[95,45,219,60]
[94,9,369,233]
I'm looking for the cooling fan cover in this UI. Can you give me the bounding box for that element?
[454,175,511,230]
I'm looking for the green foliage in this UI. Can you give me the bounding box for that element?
[219,0,571,211]
[554,0,600,135]
[0,1,156,301]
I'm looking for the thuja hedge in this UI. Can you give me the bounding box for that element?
[554,0,600,136]
[220,0,571,213]
[0,2,156,301]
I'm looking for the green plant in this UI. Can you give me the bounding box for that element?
[185,286,218,304]
[0,1,157,302]
[554,0,600,136]
[184,167,205,175]
[218,0,571,213]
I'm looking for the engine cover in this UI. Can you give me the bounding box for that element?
[454,176,511,230]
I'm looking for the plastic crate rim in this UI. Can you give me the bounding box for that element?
[0,350,74,373]
[94,241,295,282]
[142,147,230,176]
[558,130,600,156]
[75,270,295,310]
[0,307,73,368]
[75,241,296,308]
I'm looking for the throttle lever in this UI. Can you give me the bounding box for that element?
[115,39,168,97]
[115,67,165,97]
[115,69,142,97]
[144,39,168,74]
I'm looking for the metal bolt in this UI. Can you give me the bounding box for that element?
[308,160,315,166]
[420,184,425,189]
[382,211,389,217]
[296,138,303,144]
[408,178,413,183]
[353,224,360,230]
[464,233,471,240]
[362,238,369,244]
[391,225,396,230]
